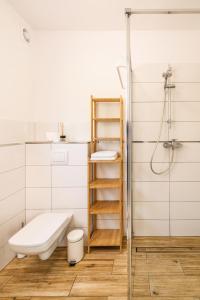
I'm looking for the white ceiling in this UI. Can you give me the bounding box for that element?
[8,0,200,30]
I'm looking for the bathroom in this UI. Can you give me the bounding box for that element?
[1,0,200,299]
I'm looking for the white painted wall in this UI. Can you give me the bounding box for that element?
[0,0,33,144]
[132,30,200,64]
[31,29,200,141]
[31,31,125,141]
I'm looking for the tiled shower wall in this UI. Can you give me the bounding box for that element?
[132,64,200,236]
[0,144,25,269]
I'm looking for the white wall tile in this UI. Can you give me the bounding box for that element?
[52,144,88,166]
[96,141,121,153]
[133,63,167,83]
[171,220,200,236]
[173,64,200,82]
[26,209,51,223]
[52,166,87,187]
[52,187,87,209]
[172,102,200,122]
[0,167,25,200]
[133,220,169,236]
[133,182,169,202]
[171,163,200,181]
[0,243,16,271]
[97,213,120,220]
[97,164,120,179]
[170,122,200,141]
[26,144,51,165]
[132,82,163,102]
[133,163,169,182]
[97,189,120,201]
[133,202,169,220]
[172,143,200,163]
[133,102,168,122]
[52,209,87,228]
[0,190,25,226]
[133,142,169,162]
[171,202,200,220]
[170,182,200,202]
[26,166,51,187]
[0,211,25,248]
[0,144,25,270]
[132,122,168,141]
[174,83,200,101]
[97,219,120,229]
[26,188,51,209]
[0,144,25,173]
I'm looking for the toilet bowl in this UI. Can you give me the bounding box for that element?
[9,212,72,260]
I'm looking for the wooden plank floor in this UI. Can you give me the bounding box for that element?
[1,237,200,299]
[0,246,127,300]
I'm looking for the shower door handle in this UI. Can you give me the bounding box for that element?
[117,65,126,89]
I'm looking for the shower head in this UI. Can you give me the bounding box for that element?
[162,66,173,79]
[162,66,175,89]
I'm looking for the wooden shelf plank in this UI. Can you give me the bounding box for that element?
[93,98,120,103]
[89,179,121,189]
[90,229,120,247]
[93,118,120,122]
[94,137,121,142]
[89,157,122,164]
[90,201,120,214]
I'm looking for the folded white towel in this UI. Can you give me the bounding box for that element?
[91,151,118,161]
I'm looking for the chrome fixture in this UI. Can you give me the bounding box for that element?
[163,139,183,150]
[162,66,176,89]
[125,8,200,15]
[117,65,126,89]
[23,28,30,43]
[150,66,182,175]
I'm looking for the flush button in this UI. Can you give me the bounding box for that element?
[52,151,68,165]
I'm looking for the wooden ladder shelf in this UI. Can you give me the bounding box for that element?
[88,96,124,252]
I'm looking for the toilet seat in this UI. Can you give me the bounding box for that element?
[9,213,72,257]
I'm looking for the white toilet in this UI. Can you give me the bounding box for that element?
[9,212,72,260]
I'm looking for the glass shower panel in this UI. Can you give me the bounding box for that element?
[130,63,200,298]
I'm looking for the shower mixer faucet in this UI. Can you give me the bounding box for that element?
[163,139,182,149]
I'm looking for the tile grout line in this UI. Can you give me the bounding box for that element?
[0,165,25,175]
[68,274,78,296]
[0,187,25,203]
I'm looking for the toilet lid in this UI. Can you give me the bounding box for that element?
[9,213,72,247]
[67,229,84,243]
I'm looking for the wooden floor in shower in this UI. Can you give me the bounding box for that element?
[1,237,200,299]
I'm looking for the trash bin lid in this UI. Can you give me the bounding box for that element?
[67,229,84,243]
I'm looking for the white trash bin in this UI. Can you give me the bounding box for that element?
[67,229,84,264]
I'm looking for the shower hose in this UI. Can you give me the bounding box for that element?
[150,85,174,175]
